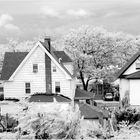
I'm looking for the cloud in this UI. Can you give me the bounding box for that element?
[40,6,60,17]
[104,11,120,18]
[0,14,19,31]
[4,23,19,30]
[0,14,13,27]
[66,9,89,17]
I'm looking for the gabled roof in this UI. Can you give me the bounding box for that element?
[117,52,140,78]
[53,51,72,63]
[74,88,93,100]
[79,103,109,119]
[1,52,28,80]
[40,41,73,79]
[125,71,140,79]
[1,41,74,80]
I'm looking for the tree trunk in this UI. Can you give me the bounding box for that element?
[79,71,90,91]
[79,71,87,90]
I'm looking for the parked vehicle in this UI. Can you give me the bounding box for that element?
[104,93,114,101]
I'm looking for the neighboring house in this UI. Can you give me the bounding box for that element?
[117,51,140,105]
[1,38,76,100]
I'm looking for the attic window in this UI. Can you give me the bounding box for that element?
[33,64,38,73]
[53,66,56,72]
[136,63,140,69]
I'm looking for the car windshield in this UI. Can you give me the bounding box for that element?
[106,93,112,96]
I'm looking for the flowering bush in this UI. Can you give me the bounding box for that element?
[14,101,112,139]
[16,103,81,139]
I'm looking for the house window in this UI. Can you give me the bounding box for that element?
[53,66,56,72]
[136,63,140,69]
[25,83,31,94]
[55,82,60,93]
[33,64,38,73]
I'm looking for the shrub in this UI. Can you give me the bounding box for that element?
[121,91,130,108]
[16,103,82,139]
[115,107,140,125]
[0,114,18,132]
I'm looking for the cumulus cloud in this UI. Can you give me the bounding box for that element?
[66,9,89,17]
[0,14,13,27]
[0,14,19,31]
[40,6,60,17]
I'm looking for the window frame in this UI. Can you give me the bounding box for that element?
[55,82,60,93]
[53,66,57,72]
[33,64,38,73]
[25,82,31,94]
[136,63,140,69]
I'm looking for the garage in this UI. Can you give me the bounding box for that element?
[129,80,140,105]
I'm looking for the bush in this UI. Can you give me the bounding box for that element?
[0,114,18,132]
[16,103,82,139]
[121,91,130,108]
[15,102,111,139]
[115,107,140,125]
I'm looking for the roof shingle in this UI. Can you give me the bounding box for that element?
[79,103,109,119]
[53,51,72,63]
[74,88,93,100]
[28,93,71,102]
[1,52,28,80]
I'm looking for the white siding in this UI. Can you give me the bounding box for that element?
[4,46,46,99]
[119,78,130,100]
[51,62,76,99]
[129,80,140,105]
[63,63,73,75]
[124,58,140,75]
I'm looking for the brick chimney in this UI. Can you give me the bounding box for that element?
[44,37,51,53]
[44,37,52,93]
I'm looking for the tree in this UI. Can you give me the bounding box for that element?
[63,25,139,91]
[6,38,18,52]
[6,38,35,52]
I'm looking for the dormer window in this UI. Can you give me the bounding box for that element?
[136,63,140,69]
[53,66,56,72]
[33,64,38,73]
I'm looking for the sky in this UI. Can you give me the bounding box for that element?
[0,0,140,43]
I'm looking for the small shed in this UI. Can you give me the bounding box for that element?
[79,103,109,128]
[74,88,95,105]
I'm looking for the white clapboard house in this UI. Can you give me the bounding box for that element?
[0,38,76,100]
[117,51,140,105]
